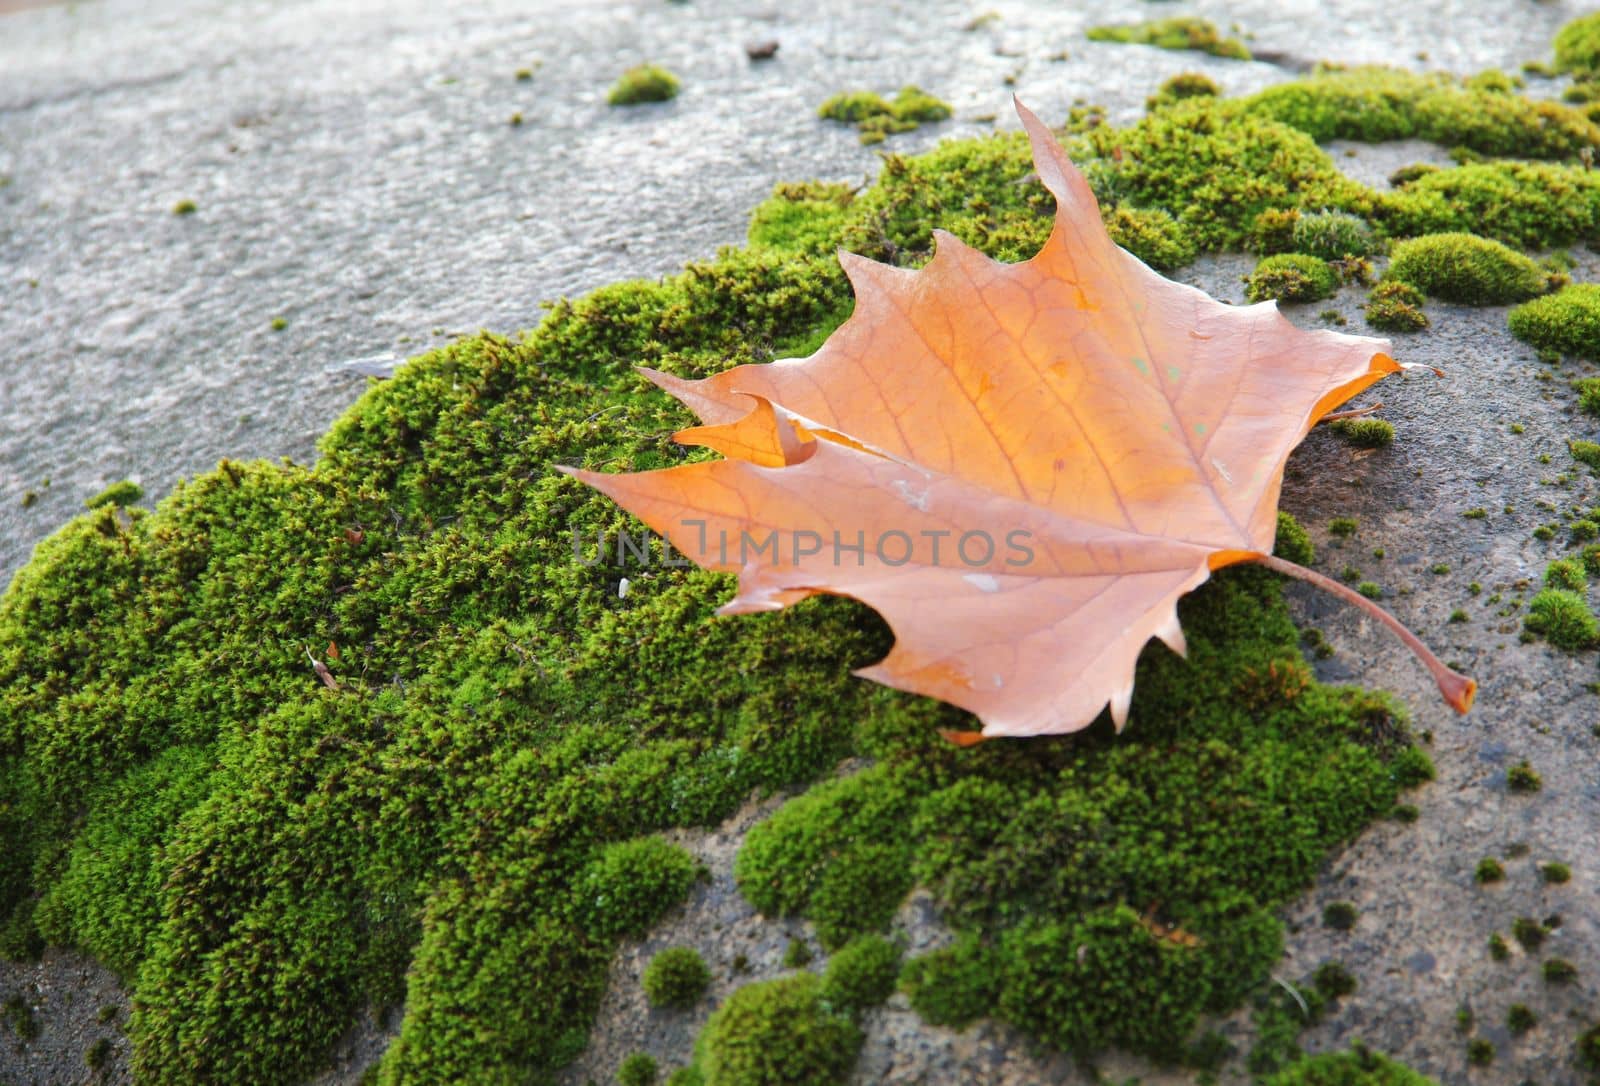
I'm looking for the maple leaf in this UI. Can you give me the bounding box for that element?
[563,99,1475,740]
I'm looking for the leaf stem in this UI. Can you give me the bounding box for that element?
[1245,552,1476,714]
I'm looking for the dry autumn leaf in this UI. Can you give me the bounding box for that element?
[564,99,1475,740]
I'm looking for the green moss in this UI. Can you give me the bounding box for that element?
[1506,760,1543,793]
[1357,581,1382,600]
[172,199,196,215]
[1364,280,1429,332]
[1329,418,1395,449]
[819,86,950,144]
[1385,234,1552,306]
[1524,589,1600,649]
[619,1052,659,1086]
[608,65,680,106]
[1263,1045,1439,1085]
[1293,210,1374,260]
[1488,932,1510,960]
[1086,101,1364,252]
[1329,517,1358,537]
[1321,902,1358,931]
[1146,71,1221,112]
[1556,12,1600,75]
[84,479,143,510]
[1312,961,1357,1000]
[820,934,901,1013]
[1274,512,1315,566]
[1545,558,1587,592]
[1102,205,1196,271]
[1466,1037,1494,1066]
[1475,857,1505,884]
[1543,957,1578,983]
[695,974,861,1086]
[1512,915,1547,950]
[2,995,38,1041]
[86,1036,114,1069]
[1510,284,1600,359]
[643,947,711,1009]
[1246,254,1339,304]
[1380,160,1600,251]
[1579,1020,1600,1071]
[734,765,915,949]
[1235,66,1600,160]
[899,933,995,1028]
[1086,17,1249,59]
[781,939,812,968]
[1540,861,1571,883]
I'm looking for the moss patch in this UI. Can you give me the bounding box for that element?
[1086,17,1250,60]
[733,569,1431,1066]
[818,86,951,145]
[608,65,680,106]
[1385,233,1552,306]
[695,974,860,1086]
[1509,284,1600,359]
[1246,253,1338,304]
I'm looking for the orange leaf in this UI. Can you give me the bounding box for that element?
[564,99,1474,739]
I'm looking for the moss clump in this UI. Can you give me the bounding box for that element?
[818,86,951,144]
[1087,17,1249,60]
[1236,66,1600,160]
[1293,210,1374,260]
[1465,1037,1494,1066]
[1321,902,1358,931]
[1506,760,1542,793]
[1499,1004,1536,1037]
[1086,102,1365,252]
[1579,1020,1600,1071]
[1329,418,1394,449]
[1509,284,1600,359]
[643,947,712,1009]
[695,974,861,1086]
[1385,234,1552,306]
[1274,512,1315,566]
[1524,589,1600,649]
[899,933,995,1028]
[1146,71,1220,112]
[1381,161,1600,250]
[619,1052,659,1086]
[1329,517,1359,537]
[1556,12,1600,75]
[1512,916,1547,950]
[2,996,38,1041]
[172,199,197,215]
[820,934,901,1013]
[1102,205,1196,271]
[1312,961,1357,1000]
[607,65,680,106]
[1545,559,1587,592]
[1364,281,1428,332]
[1475,857,1505,884]
[737,566,1430,1064]
[84,479,143,510]
[1541,861,1571,883]
[1246,254,1338,304]
[1263,1045,1439,1085]
[1544,958,1578,983]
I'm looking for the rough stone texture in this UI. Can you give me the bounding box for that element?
[3,2,1599,1085]
[0,0,1579,582]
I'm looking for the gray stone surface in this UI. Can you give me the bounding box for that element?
[3,2,1599,1085]
[0,0,1581,581]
